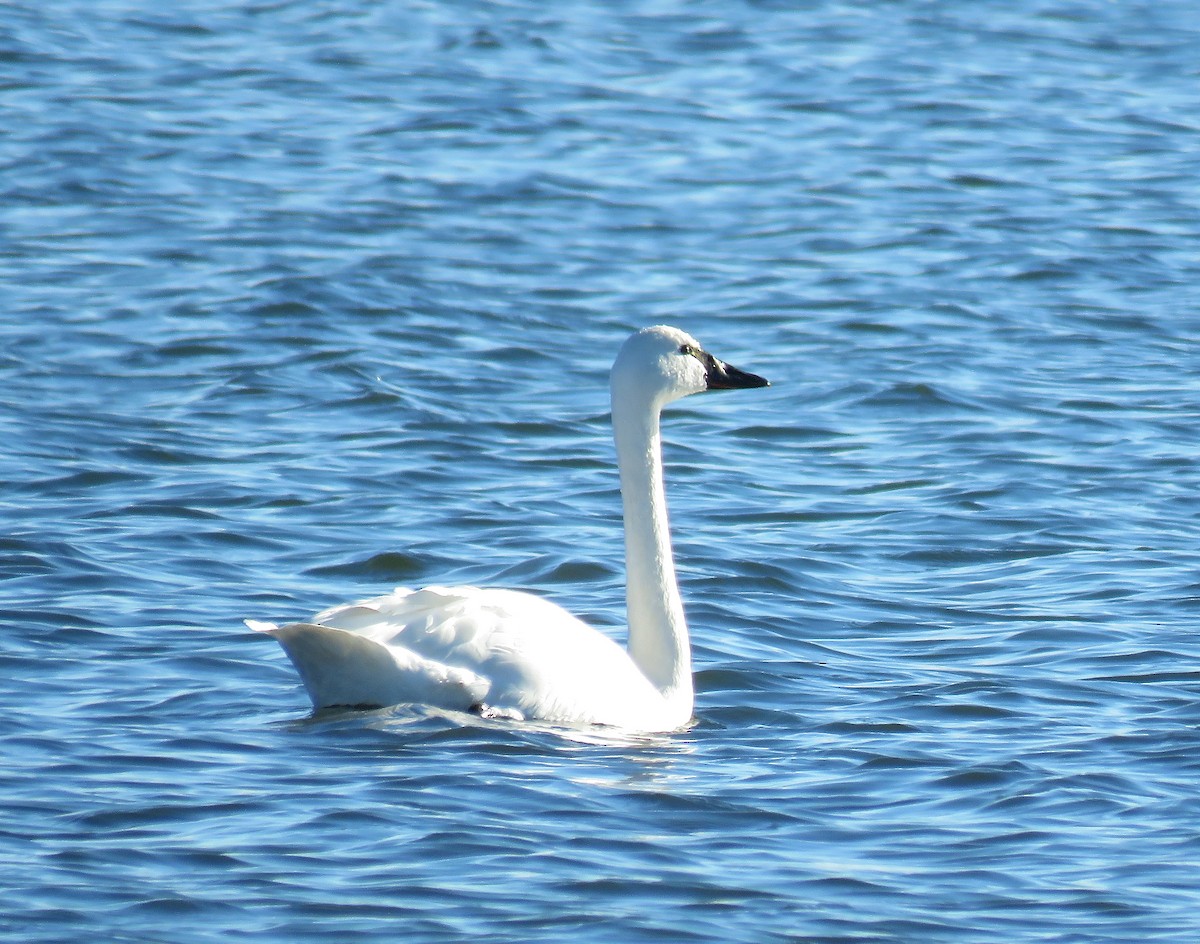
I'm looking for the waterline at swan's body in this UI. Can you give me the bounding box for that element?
[250,325,767,732]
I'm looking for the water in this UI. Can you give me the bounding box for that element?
[3,1,1200,940]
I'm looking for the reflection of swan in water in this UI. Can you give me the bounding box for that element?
[249,325,768,732]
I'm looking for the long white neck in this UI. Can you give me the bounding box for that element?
[611,391,693,721]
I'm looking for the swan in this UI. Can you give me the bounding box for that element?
[248,325,768,732]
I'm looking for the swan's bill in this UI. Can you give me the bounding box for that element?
[702,353,770,391]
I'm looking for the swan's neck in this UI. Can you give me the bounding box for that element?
[612,394,693,721]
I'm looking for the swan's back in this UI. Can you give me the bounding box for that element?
[254,586,675,729]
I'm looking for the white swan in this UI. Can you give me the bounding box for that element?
[248,325,768,732]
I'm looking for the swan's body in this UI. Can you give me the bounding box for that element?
[250,325,768,732]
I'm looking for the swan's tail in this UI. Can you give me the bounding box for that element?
[247,619,488,711]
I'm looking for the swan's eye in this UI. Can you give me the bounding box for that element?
[679,344,700,358]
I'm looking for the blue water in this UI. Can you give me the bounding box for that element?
[4,1,1200,941]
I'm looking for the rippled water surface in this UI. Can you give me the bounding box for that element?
[4,1,1200,941]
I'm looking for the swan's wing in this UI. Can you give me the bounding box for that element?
[249,618,488,710]
[290,586,665,726]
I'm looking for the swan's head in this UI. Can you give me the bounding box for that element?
[611,325,769,411]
